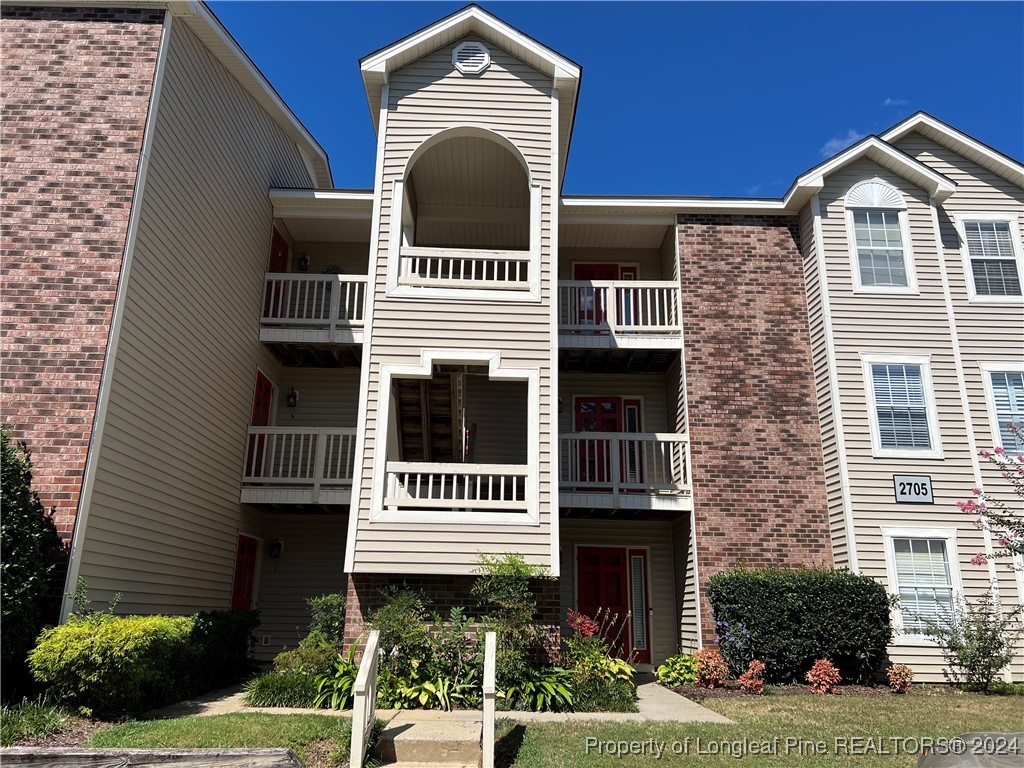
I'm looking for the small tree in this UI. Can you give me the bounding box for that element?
[958,424,1024,566]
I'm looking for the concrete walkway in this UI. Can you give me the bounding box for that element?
[145,674,732,724]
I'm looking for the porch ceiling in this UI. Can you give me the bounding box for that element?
[264,342,362,368]
[558,347,679,373]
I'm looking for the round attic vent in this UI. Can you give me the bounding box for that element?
[453,41,490,74]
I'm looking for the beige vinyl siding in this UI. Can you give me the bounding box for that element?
[286,240,370,276]
[255,513,348,660]
[350,40,555,573]
[75,20,313,613]
[799,201,849,567]
[818,156,1015,680]
[558,519,679,665]
[275,368,360,428]
[672,514,698,653]
[894,131,1024,678]
[465,377,528,464]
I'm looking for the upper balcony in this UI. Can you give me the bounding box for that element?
[557,280,681,347]
[260,272,367,346]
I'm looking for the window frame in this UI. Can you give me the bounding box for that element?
[979,361,1024,452]
[844,180,918,295]
[953,212,1024,304]
[880,526,962,644]
[861,354,943,459]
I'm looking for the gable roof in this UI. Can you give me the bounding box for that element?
[881,111,1024,189]
[359,4,580,181]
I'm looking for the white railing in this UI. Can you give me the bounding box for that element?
[242,427,356,492]
[261,273,367,330]
[350,629,380,768]
[560,432,689,493]
[558,280,681,335]
[384,462,529,511]
[482,631,496,768]
[399,246,531,290]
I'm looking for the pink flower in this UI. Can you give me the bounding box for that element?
[1017,455,1024,463]
[995,447,1005,455]
[980,450,991,458]
[998,537,1011,548]
[974,516,984,526]
[970,553,988,566]
[972,487,983,496]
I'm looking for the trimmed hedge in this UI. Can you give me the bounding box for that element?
[242,672,321,708]
[28,610,259,715]
[706,568,893,684]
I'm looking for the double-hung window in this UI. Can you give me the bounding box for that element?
[982,365,1024,452]
[957,215,1023,299]
[888,535,956,635]
[845,180,915,292]
[865,356,939,457]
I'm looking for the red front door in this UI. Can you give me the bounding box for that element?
[231,535,258,611]
[264,228,290,317]
[573,264,637,327]
[577,546,650,664]
[574,397,643,486]
[246,372,274,476]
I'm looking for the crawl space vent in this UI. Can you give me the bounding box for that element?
[453,41,490,74]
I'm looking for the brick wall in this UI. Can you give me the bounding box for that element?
[1,7,164,538]
[344,573,561,663]
[677,214,833,641]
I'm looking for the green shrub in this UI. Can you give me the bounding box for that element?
[571,678,637,713]
[242,673,320,708]
[370,585,430,679]
[29,613,194,714]
[707,567,894,684]
[1,430,65,696]
[656,653,698,686]
[0,699,69,746]
[314,645,360,710]
[503,666,573,712]
[273,630,337,678]
[189,609,260,690]
[307,593,346,646]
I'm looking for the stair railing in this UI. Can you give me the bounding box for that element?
[350,629,380,768]
[482,631,497,768]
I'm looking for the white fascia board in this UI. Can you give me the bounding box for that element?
[881,113,1024,189]
[560,197,790,216]
[270,189,374,203]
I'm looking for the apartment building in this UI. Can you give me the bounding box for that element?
[3,2,1021,681]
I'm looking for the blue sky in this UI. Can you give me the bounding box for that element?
[210,2,1024,197]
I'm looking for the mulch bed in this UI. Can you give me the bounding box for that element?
[11,717,111,748]
[669,682,955,699]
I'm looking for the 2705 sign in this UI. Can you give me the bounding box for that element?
[893,475,934,504]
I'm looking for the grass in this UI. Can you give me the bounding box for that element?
[0,700,71,747]
[90,713,352,767]
[496,692,1024,767]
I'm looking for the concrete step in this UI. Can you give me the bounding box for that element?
[376,710,482,766]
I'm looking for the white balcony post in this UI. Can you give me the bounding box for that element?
[604,285,616,333]
[329,276,341,334]
[482,631,497,768]
[311,430,327,497]
[610,437,621,504]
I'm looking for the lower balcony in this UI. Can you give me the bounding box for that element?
[383,461,530,521]
[241,427,356,507]
[260,273,367,349]
[559,432,691,514]
[558,281,681,349]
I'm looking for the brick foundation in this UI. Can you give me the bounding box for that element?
[0,7,164,539]
[677,215,833,642]
[343,573,561,663]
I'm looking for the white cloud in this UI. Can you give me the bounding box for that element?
[883,97,909,107]
[820,129,866,158]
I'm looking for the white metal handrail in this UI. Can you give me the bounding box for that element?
[242,427,356,492]
[350,629,380,768]
[384,462,529,510]
[558,280,681,334]
[560,432,689,492]
[399,246,531,290]
[261,273,367,329]
[482,631,497,768]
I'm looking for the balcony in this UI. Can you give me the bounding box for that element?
[558,281,681,349]
[240,427,356,506]
[398,247,532,292]
[260,273,367,347]
[559,432,691,513]
[384,461,529,512]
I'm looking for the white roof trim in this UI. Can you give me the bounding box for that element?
[562,197,787,211]
[360,5,580,80]
[881,112,1024,189]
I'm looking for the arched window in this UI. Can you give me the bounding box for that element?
[844,179,917,293]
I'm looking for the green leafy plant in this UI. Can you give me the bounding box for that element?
[503,666,573,712]
[806,658,842,694]
[313,644,361,710]
[923,588,1022,692]
[273,630,337,678]
[656,653,698,686]
[707,567,894,683]
[307,593,346,646]
[67,576,121,618]
[570,678,638,713]
[0,698,69,747]
[370,584,430,679]
[188,609,260,690]
[242,672,320,708]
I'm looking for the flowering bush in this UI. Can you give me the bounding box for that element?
[805,658,841,695]
[956,427,1024,566]
[738,660,765,695]
[887,663,913,694]
[567,609,600,638]
[694,648,729,689]
[714,620,753,675]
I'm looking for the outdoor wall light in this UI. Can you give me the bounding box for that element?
[269,539,284,559]
[286,387,299,408]
[297,253,310,272]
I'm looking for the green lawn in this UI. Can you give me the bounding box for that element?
[497,694,1024,768]
[90,713,352,767]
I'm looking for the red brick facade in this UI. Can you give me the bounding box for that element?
[344,573,561,662]
[1,7,164,538]
[677,215,833,640]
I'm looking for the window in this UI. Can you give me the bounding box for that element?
[867,360,935,452]
[853,209,909,288]
[845,180,915,292]
[961,218,1022,298]
[891,537,955,634]
[988,370,1024,451]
